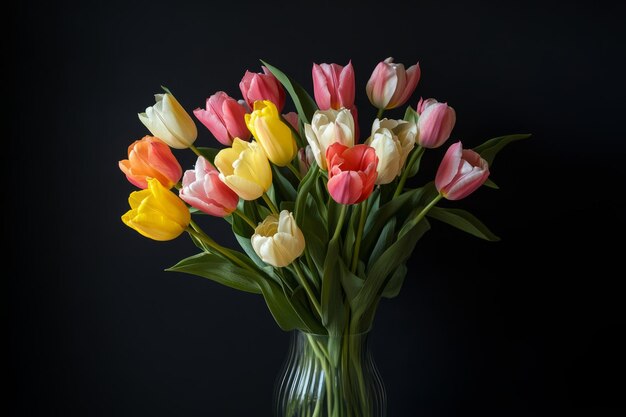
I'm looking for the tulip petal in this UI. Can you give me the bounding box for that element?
[435,142,463,191]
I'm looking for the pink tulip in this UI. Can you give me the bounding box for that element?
[326,143,378,205]
[312,61,355,110]
[282,112,300,133]
[435,142,490,200]
[193,92,251,146]
[416,98,456,149]
[366,57,421,110]
[239,66,286,112]
[179,156,239,217]
[119,136,182,189]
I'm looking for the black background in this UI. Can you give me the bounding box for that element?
[7,0,626,415]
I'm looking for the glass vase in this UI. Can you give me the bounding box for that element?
[274,330,386,417]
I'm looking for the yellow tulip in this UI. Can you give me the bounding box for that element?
[122,178,190,241]
[245,100,297,166]
[214,138,272,200]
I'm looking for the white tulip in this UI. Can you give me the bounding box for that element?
[366,118,417,184]
[304,108,355,170]
[251,210,305,268]
[138,92,198,149]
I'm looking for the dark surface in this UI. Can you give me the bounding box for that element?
[7,0,626,415]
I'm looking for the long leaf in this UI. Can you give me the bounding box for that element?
[473,134,531,166]
[261,60,318,124]
[427,207,500,241]
[167,253,260,294]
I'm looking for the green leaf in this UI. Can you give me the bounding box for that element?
[403,106,419,123]
[353,219,430,323]
[167,252,261,294]
[271,165,297,203]
[484,178,499,189]
[339,259,363,304]
[381,263,407,299]
[261,60,318,124]
[405,146,424,178]
[473,134,531,166]
[427,207,500,241]
[294,164,320,227]
[367,217,396,272]
[255,275,310,331]
[195,147,221,165]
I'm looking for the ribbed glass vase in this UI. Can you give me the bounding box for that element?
[274,331,386,417]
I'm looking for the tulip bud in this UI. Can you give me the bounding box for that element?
[179,156,239,217]
[118,136,182,189]
[121,178,190,241]
[138,91,198,149]
[297,146,315,177]
[326,143,378,205]
[251,210,306,267]
[193,92,250,146]
[214,138,272,201]
[240,66,286,112]
[435,142,490,200]
[304,108,355,170]
[416,98,456,149]
[366,119,416,184]
[245,100,298,167]
[312,61,355,110]
[366,57,421,110]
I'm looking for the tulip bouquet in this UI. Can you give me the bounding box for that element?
[119,58,527,415]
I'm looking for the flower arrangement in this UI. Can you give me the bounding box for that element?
[119,58,527,415]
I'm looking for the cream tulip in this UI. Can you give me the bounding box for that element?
[138,92,198,149]
[303,108,355,170]
[366,119,417,184]
[251,210,305,267]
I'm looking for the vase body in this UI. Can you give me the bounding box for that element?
[275,331,386,417]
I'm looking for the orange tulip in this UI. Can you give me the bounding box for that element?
[119,136,182,189]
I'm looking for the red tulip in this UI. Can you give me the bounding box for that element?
[179,156,239,217]
[119,136,182,189]
[193,92,250,146]
[312,61,355,110]
[326,143,378,205]
[435,142,490,200]
[239,66,286,112]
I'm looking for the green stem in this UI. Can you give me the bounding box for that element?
[332,205,348,241]
[187,222,255,273]
[286,162,302,181]
[394,145,424,198]
[262,193,279,215]
[376,108,385,119]
[292,261,322,319]
[233,209,257,229]
[188,144,203,158]
[350,200,368,273]
[403,193,443,235]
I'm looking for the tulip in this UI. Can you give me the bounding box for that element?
[366,119,417,184]
[297,146,314,176]
[245,100,298,167]
[366,57,421,110]
[138,92,198,149]
[179,156,239,217]
[282,112,300,133]
[326,143,378,205]
[214,138,272,200]
[193,92,250,146]
[312,61,355,110]
[251,210,305,267]
[121,178,191,241]
[304,108,355,170]
[240,66,286,112]
[118,136,182,189]
[435,142,490,200]
[416,98,456,149]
